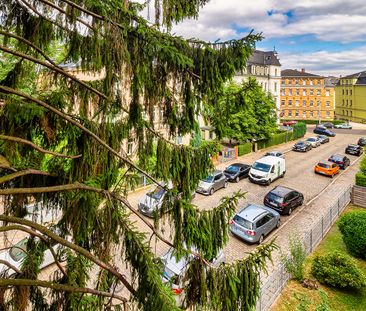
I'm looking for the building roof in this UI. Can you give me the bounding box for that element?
[337,70,366,85]
[324,76,339,87]
[281,69,321,78]
[248,50,281,66]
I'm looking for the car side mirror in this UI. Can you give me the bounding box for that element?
[271,167,275,173]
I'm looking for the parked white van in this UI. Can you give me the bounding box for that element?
[249,156,286,185]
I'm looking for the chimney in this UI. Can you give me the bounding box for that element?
[301,68,305,73]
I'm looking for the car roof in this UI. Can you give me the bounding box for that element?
[330,154,344,158]
[318,160,333,165]
[227,163,249,168]
[237,204,268,222]
[348,144,359,147]
[306,137,317,140]
[268,185,295,196]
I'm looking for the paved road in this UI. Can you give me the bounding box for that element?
[127,122,366,265]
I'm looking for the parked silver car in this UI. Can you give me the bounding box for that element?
[161,247,225,307]
[230,204,281,244]
[306,137,321,148]
[334,123,352,129]
[196,170,228,195]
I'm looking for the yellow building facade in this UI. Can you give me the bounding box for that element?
[280,69,335,122]
[335,71,366,124]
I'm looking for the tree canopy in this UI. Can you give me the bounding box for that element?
[0,1,277,310]
[204,78,278,142]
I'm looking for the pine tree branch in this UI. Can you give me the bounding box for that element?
[0,220,136,296]
[0,169,52,184]
[0,278,127,302]
[0,134,82,159]
[0,165,17,172]
[0,85,163,188]
[0,259,21,274]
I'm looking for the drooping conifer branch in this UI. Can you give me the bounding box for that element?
[0,135,82,159]
[0,169,52,185]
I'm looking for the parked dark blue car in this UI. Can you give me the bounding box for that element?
[313,126,336,137]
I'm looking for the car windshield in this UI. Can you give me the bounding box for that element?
[252,162,271,172]
[233,215,253,229]
[296,142,305,146]
[202,175,214,183]
[348,145,358,149]
[9,238,28,262]
[267,192,284,203]
[317,163,330,169]
[330,155,342,161]
[307,138,315,142]
[226,165,240,173]
[147,186,166,200]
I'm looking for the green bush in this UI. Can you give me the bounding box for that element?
[338,211,366,259]
[311,252,366,289]
[356,173,366,187]
[237,142,252,156]
[292,122,306,139]
[360,155,366,174]
[281,119,342,125]
[281,235,307,282]
[257,131,289,149]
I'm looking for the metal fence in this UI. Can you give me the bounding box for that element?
[256,184,352,311]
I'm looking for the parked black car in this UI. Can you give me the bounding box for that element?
[321,122,334,129]
[313,126,336,137]
[328,154,350,169]
[345,144,364,156]
[224,163,251,182]
[264,186,304,215]
[317,135,329,144]
[358,137,366,146]
[293,141,312,152]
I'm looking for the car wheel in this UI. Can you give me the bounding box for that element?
[209,188,214,195]
[281,171,286,178]
[287,208,292,216]
[224,181,228,188]
[235,176,240,183]
[331,173,334,178]
[276,219,281,228]
[267,179,271,186]
[258,235,264,244]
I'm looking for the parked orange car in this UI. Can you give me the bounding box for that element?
[314,160,340,178]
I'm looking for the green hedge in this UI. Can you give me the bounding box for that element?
[293,122,306,139]
[338,211,366,259]
[356,173,366,187]
[281,119,343,125]
[257,131,290,150]
[237,142,252,156]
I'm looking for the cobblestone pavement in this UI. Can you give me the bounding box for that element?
[127,123,366,268]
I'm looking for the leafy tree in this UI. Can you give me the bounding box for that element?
[204,78,277,142]
[0,1,277,310]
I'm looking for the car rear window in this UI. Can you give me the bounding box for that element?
[317,163,329,169]
[233,215,253,229]
[330,155,342,161]
[267,192,284,203]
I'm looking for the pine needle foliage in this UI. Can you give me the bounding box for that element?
[0,1,275,310]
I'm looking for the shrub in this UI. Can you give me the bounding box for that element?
[311,252,366,289]
[356,173,366,187]
[360,154,366,174]
[281,235,307,282]
[237,142,252,156]
[292,122,306,139]
[257,131,289,149]
[338,210,366,259]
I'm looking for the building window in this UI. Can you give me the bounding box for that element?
[342,110,344,115]
[342,89,344,95]
[326,101,330,107]
[281,80,285,85]
[281,100,285,106]
[346,90,348,95]
[350,100,352,106]
[288,80,292,85]
[326,90,330,96]
[346,100,348,105]
[310,100,314,106]
[274,82,277,92]
[295,110,299,117]
[303,111,307,118]
[296,89,300,95]
[288,89,292,96]
[317,89,321,96]
[350,90,352,95]
[209,131,215,140]
[350,111,353,117]
[295,100,299,106]
[295,80,299,85]
[346,110,348,116]
[288,110,292,117]
[317,100,321,106]
[275,69,278,76]
[288,100,292,106]
[127,139,134,155]
[342,99,345,106]
[310,80,313,85]
[302,100,306,107]
[326,111,330,117]
[310,111,314,117]
[310,89,314,95]
[281,89,285,96]
[302,89,306,96]
[302,80,306,86]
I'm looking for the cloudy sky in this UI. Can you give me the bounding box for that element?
[165,0,366,77]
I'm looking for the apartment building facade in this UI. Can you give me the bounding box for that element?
[335,70,366,123]
[280,69,335,122]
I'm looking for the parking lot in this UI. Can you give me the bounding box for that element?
[127,123,366,266]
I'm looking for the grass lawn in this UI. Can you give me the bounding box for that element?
[271,204,366,311]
